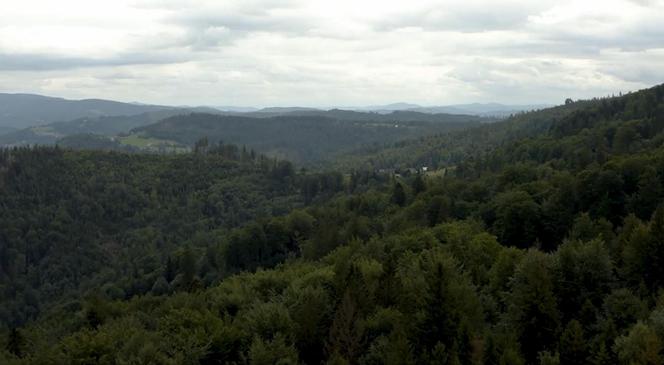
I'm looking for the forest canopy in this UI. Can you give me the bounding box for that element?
[1,84,664,364]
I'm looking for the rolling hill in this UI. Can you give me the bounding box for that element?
[127,112,487,164]
[0,93,173,130]
[0,109,213,147]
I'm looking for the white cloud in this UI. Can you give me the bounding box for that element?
[0,0,662,106]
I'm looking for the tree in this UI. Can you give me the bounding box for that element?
[613,125,638,153]
[553,239,613,323]
[482,333,500,365]
[248,334,299,365]
[290,286,331,365]
[602,289,647,333]
[6,328,25,358]
[427,196,452,227]
[539,351,560,365]
[287,210,315,248]
[327,290,364,364]
[508,250,560,364]
[392,182,407,207]
[421,262,461,351]
[629,169,663,220]
[622,205,664,291]
[411,173,426,196]
[151,276,170,295]
[559,320,587,365]
[614,322,663,365]
[179,247,197,289]
[164,256,176,282]
[499,348,525,365]
[384,329,416,365]
[193,137,209,154]
[271,160,295,181]
[491,191,541,248]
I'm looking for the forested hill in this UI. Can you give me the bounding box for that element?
[0,94,172,130]
[339,85,664,171]
[0,144,351,328]
[128,112,484,165]
[3,84,664,364]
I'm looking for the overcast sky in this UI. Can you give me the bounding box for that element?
[0,0,662,107]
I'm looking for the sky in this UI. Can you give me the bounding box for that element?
[0,0,662,107]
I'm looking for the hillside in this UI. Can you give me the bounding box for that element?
[129,112,485,164]
[0,144,354,330]
[2,84,664,364]
[0,94,175,130]
[334,90,657,171]
[0,109,220,147]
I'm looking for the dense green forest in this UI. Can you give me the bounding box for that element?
[128,112,484,165]
[333,98,601,171]
[2,84,664,364]
[0,144,350,328]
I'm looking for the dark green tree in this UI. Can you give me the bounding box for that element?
[411,173,426,196]
[392,182,407,207]
[6,328,25,358]
[559,320,587,365]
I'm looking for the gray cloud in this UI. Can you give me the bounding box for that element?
[156,0,316,42]
[372,2,553,32]
[0,52,189,71]
[0,0,662,106]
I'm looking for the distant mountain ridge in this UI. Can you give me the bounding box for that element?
[211,102,553,117]
[0,92,552,133]
[407,103,553,117]
[343,102,553,116]
[0,93,173,129]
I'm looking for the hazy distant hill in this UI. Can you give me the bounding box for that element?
[323,102,552,116]
[256,107,321,113]
[215,106,260,112]
[408,103,553,117]
[0,108,218,146]
[0,93,173,129]
[207,103,551,117]
[231,108,492,122]
[0,126,16,136]
[349,102,422,113]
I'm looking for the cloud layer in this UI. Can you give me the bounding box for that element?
[0,0,662,106]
